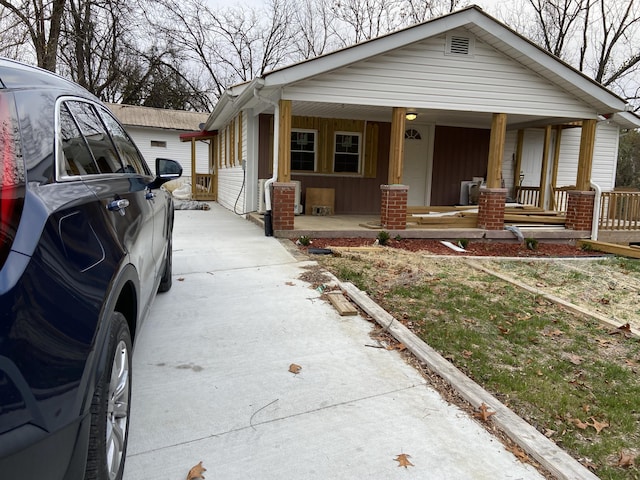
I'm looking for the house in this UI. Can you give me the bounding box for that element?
[196,5,640,241]
[109,103,213,197]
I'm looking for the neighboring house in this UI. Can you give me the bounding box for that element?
[199,6,640,239]
[108,103,210,181]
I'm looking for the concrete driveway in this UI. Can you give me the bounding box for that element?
[123,203,544,480]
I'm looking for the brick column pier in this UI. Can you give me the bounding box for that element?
[477,187,507,230]
[565,190,595,231]
[272,182,296,231]
[380,184,408,230]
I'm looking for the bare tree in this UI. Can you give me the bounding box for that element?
[331,0,402,46]
[0,0,66,71]
[289,0,338,59]
[499,0,640,110]
[398,0,468,25]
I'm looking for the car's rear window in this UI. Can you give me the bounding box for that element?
[0,92,26,267]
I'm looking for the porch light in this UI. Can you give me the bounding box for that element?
[405,111,418,121]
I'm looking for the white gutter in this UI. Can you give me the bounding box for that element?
[253,84,278,211]
[590,181,601,241]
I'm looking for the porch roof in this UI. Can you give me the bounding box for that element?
[204,5,631,132]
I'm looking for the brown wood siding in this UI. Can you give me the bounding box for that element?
[430,126,491,206]
[258,114,274,178]
[258,115,389,214]
[297,122,390,214]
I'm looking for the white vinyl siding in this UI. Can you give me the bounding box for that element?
[550,122,618,191]
[217,112,246,213]
[285,29,593,119]
[124,126,208,178]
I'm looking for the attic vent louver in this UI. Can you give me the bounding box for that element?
[445,33,474,56]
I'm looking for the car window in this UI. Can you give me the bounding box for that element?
[98,107,149,176]
[65,101,123,174]
[59,103,100,176]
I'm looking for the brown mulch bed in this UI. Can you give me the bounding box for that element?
[296,238,605,257]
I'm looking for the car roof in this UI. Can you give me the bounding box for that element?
[0,57,97,99]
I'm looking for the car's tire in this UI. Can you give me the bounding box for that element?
[158,235,172,293]
[85,312,132,480]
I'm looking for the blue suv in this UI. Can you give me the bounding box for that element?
[0,58,182,479]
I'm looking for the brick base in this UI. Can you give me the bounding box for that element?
[565,190,595,231]
[272,182,296,231]
[380,184,408,230]
[477,188,507,230]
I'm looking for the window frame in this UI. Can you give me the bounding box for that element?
[333,131,362,174]
[290,128,317,172]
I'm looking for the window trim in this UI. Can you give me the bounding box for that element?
[290,128,317,172]
[333,131,362,174]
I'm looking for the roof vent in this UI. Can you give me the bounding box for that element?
[446,34,474,56]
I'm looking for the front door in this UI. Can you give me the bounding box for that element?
[403,124,433,206]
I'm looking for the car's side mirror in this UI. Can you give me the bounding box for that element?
[148,158,183,189]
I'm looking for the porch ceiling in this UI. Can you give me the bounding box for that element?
[265,100,578,130]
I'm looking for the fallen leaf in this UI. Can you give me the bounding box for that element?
[474,402,496,422]
[285,281,295,286]
[617,451,637,467]
[289,363,302,374]
[572,417,589,430]
[506,443,528,462]
[609,323,632,336]
[386,343,407,352]
[598,297,610,305]
[587,417,609,433]
[394,453,414,468]
[186,461,206,480]
[568,354,583,365]
[498,326,510,335]
[462,350,473,359]
[544,428,556,438]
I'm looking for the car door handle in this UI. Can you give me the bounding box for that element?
[107,199,130,216]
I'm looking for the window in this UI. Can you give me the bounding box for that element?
[98,106,148,175]
[65,101,123,174]
[151,140,167,148]
[59,103,99,176]
[291,129,316,171]
[333,132,361,173]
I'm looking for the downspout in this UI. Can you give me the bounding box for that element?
[253,83,278,235]
[590,181,601,241]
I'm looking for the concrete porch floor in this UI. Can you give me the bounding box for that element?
[246,212,590,243]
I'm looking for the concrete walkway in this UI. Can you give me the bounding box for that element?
[123,203,544,480]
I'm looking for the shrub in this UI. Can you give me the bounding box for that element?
[377,230,390,245]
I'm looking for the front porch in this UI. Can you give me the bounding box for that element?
[247,189,640,245]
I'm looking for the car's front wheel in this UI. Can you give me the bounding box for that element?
[85,312,132,480]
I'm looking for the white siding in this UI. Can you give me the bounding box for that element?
[217,113,247,213]
[543,122,618,191]
[592,122,619,190]
[285,29,594,119]
[126,126,209,178]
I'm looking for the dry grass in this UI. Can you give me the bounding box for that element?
[313,249,640,479]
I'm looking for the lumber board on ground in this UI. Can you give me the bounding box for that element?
[326,291,358,316]
[579,240,640,259]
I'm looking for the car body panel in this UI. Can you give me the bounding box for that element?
[0,57,181,479]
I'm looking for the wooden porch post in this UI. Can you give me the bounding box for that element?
[486,113,507,188]
[388,107,406,184]
[550,125,563,210]
[277,99,292,182]
[190,137,197,199]
[513,129,524,192]
[478,113,508,230]
[576,119,597,190]
[538,125,552,208]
